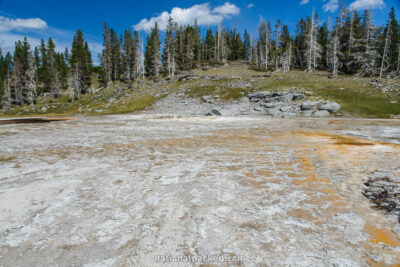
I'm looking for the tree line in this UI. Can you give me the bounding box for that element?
[249,5,400,78]
[1,4,399,108]
[0,30,92,108]
[100,18,248,82]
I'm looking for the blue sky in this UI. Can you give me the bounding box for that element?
[0,0,399,64]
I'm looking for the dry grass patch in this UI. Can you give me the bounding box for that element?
[0,155,15,162]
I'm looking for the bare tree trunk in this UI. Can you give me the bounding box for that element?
[308,11,314,72]
[397,45,400,73]
[217,22,222,62]
[141,38,145,79]
[265,33,269,70]
[380,21,392,78]
[288,42,292,71]
[275,22,281,70]
[349,12,354,54]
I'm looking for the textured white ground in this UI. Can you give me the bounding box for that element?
[0,115,400,267]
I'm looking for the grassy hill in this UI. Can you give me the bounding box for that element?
[1,63,400,118]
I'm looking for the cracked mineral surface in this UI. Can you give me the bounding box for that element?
[0,115,400,266]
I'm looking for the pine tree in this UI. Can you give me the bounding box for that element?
[33,47,40,85]
[193,19,202,61]
[39,39,48,91]
[163,17,177,77]
[1,52,12,109]
[352,9,378,76]
[70,30,92,98]
[275,20,282,70]
[144,22,161,77]
[11,38,31,105]
[47,38,60,97]
[243,30,251,61]
[123,30,136,82]
[204,28,215,61]
[0,49,5,101]
[388,8,399,72]
[318,23,329,69]
[281,25,292,72]
[220,28,229,63]
[101,23,112,84]
[294,18,308,69]
[257,20,267,69]
[183,25,195,69]
[110,29,121,81]
[379,10,396,78]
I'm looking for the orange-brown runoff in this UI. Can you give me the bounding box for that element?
[365,224,400,247]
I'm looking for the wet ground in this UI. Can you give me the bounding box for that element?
[0,115,400,266]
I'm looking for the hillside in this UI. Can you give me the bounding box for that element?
[1,63,400,119]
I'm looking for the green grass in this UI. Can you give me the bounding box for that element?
[316,86,400,118]
[0,81,161,117]
[186,85,218,98]
[186,85,252,102]
[94,95,160,115]
[251,71,400,118]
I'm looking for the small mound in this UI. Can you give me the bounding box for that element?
[364,172,400,223]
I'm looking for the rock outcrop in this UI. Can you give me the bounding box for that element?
[247,91,341,118]
[319,101,341,113]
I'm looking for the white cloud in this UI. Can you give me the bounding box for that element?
[212,2,240,15]
[323,0,340,12]
[300,0,310,5]
[0,16,102,65]
[247,3,255,8]
[0,16,47,32]
[134,2,240,32]
[349,0,385,10]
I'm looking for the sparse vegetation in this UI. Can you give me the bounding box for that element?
[1,63,399,118]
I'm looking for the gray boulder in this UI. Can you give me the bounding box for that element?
[280,105,294,112]
[211,109,222,116]
[202,95,214,104]
[238,97,250,104]
[301,101,319,111]
[204,109,222,116]
[248,91,272,99]
[276,94,294,103]
[319,101,341,113]
[248,91,272,102]
[283,112,298,118]
[266,108,282,117]
[314,110,330,117]
[261,102,280,108]
[293,93,306,100]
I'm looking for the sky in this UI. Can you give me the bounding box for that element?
[0,0,399,64]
